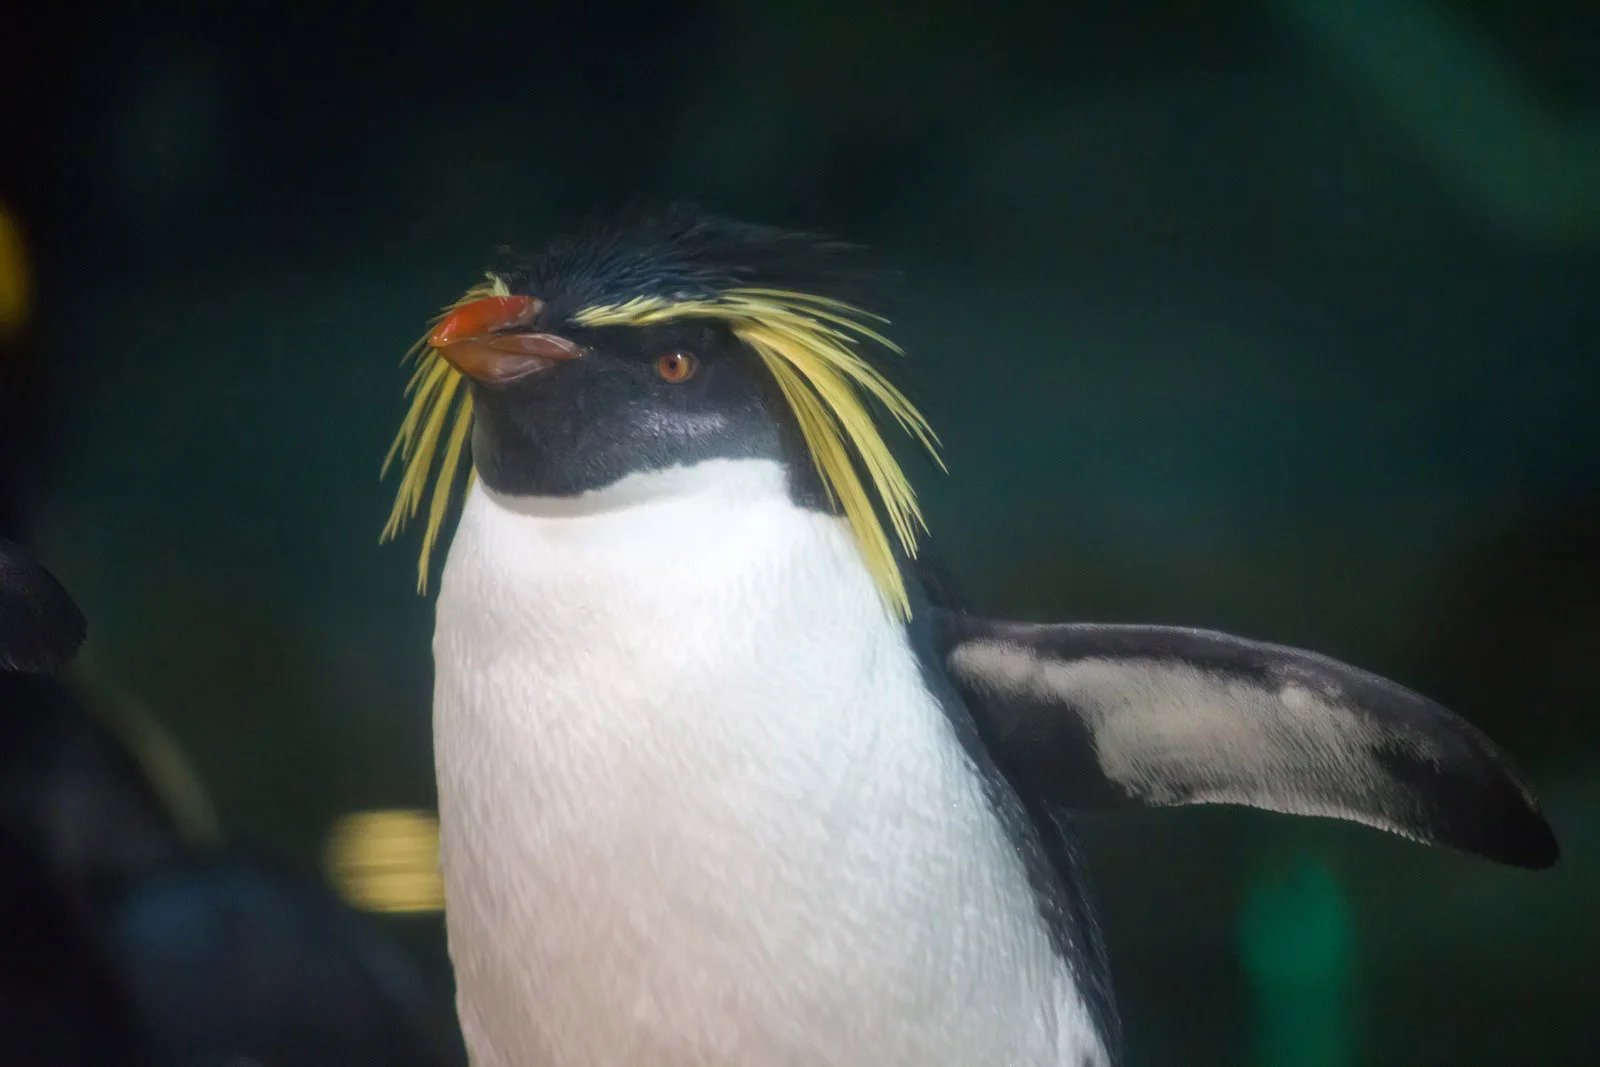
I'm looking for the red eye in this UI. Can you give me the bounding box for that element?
[656,351,698,383]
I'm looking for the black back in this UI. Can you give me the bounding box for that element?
[903,547,1124,1063]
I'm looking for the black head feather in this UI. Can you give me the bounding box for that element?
[0,537,86,673]
[496,204,891,326]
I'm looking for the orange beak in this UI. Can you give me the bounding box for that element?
[428,295,582,384]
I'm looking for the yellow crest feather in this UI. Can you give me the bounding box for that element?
[384,280,943,618]
[574,289,944,620]
[380,274,506,592]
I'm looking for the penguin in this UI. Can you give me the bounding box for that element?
[382,207,1559,1067]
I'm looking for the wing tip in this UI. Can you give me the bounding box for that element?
[1481,807,1561,870]
[1438,773,1561,870]
[1449,738,1562,870]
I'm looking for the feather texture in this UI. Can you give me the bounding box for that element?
[381,275,507,592]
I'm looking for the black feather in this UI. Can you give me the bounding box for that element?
[0,537,86,673]
[498,204,893,327]
[904,551,1125,1062]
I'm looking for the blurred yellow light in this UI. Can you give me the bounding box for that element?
[0,203,30,338]
[324,808,445,914]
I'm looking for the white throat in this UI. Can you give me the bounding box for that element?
[430,457,1106,1067]
[480,457,795,518]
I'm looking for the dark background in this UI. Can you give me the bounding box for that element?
[2,1,1596,1063]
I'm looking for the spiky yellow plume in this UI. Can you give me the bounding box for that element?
[575,289,944,620]
[380,273,507,592]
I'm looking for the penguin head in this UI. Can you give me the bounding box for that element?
[439,293,794,503]
[383,209,944,616]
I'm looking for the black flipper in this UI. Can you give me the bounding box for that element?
[0,537,87,673]
[930,611,1559,869]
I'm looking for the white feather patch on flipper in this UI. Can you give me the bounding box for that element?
[935,620,1556,869]
[949,642,1432,827]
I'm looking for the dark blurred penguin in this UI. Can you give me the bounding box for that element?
[1,198,160,1065]
[0,539,167,1065]
[0,207,462,1066]
[109,860,459,1067]
[0,540,465,1067]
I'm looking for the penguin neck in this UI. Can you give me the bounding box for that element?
[476,456,796,521]
[444,457,896,639]
[433,456,897,679]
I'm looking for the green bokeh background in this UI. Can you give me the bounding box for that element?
[4,1,1596,1063]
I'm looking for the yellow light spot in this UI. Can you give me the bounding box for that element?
[324,809,445,914]
[0,204,31,338]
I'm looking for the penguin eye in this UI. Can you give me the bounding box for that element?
[655,351,698,383]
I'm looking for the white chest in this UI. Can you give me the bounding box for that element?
[430,460,1105,1066]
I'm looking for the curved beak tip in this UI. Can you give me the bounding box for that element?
[425,294,581,384]
[429,294,544,350]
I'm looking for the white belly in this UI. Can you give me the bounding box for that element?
[431,459,1106,1066]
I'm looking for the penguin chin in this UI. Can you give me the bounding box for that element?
[479,457,790,519]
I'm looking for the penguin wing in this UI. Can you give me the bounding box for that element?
[0,537,87,673]
[929,610,1559,869]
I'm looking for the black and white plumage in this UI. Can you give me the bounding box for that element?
[386,208,1558,1067]
[932,615,1558,867]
